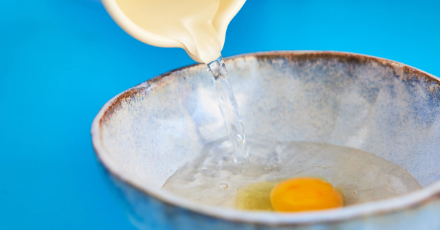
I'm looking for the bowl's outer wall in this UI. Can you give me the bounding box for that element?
[95,52,440,229]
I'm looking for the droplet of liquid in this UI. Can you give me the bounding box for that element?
[220,183,228,189]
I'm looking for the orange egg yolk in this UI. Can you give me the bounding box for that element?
[270,177,343,212]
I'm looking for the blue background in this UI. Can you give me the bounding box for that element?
[0,0,439,229]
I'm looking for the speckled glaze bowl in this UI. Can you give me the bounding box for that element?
[91,51,440,230]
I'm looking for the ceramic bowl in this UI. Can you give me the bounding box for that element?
[91,51,440,229]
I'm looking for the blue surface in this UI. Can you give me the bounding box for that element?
[0,0,439,229]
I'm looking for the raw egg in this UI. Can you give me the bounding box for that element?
[164,141,421,210]
[235,177,343,212]
[270,177,343,212]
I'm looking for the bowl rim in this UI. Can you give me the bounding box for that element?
[91,51,440,226]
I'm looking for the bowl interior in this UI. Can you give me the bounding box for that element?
[96,52,440,197]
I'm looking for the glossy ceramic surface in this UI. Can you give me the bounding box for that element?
[92,51,440,229]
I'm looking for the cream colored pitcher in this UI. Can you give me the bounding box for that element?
[102,0,246,63]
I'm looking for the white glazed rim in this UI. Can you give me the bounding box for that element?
[91,51,440,226]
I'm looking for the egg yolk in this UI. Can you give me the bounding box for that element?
[270,177,343,212]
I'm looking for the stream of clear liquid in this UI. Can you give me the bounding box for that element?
[207,57,249,164]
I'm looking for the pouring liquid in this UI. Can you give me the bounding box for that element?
[108,0,250,162]
[208,57,249,164]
